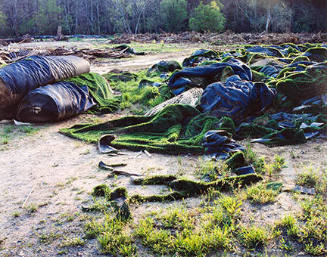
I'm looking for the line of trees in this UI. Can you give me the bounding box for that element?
[0,0,326,37]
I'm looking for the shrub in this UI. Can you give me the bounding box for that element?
[160,0,188,32]
[189,1,225,33]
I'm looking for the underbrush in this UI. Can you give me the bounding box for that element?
[79,144,327,256]
[0,124,40,146]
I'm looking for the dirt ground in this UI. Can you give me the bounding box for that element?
[0,40,326,257]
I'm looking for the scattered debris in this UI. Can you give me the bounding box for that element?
[0,45,141,64]
[98,135,119,154]
[108,32,327,45]
[107,170,141,177]
[143,150,152,157]
[22,183,37,208]
[292,185,316,195]
[98,161,127,169]
[99,161,140,177]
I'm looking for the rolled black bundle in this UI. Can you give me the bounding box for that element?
[0,55,90,120]
[16,82,96,122]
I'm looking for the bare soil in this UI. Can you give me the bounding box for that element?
[0,40,326,257]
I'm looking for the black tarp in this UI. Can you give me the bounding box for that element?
[168,59,252,95]
[16,82,96,122]
[0,55,90,120]
[199,75,276,123]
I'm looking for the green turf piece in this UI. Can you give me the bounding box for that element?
[67,72,121,113]
[61,104,222,154]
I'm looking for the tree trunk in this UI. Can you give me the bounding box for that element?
[265,5,271,33]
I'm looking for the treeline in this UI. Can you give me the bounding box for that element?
[0,0,326,37]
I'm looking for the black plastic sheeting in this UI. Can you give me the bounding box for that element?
[236,111,327,146]
[182,49,219,67]
[16,82,96,122]
[0,55,90,107]
[203,130,245,159]
[245,46,284,58]
[168,59,252,95]
[199,75,276,123]
[259,65,281,78]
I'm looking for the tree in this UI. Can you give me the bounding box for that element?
[189,1,225,32]
[256,0,279,33]
[35,0,62,34]
[160,0,187,32]
[0,11,7,35]
[0,0,326,37]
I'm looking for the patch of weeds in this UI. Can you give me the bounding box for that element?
[134,217,172,255]
[135,201,234,256]
[0,125,40,145]
[274,214,300,239]
[274,196,327,255]
[238,225,270,249]
[296,166,319,188]
[55,182,65,188]
[0,145,9,151]
[57,249,68,255]
[304,242,325,256]
[218,194,242,218]
[25,203,39,213]
[279,237,293,252]
[76,189,85,195]
[38,231,61,244]
[156,206,195,231]
[59,212,78,223]
[84,218,104,239]
[1,137,8,145]
[12,211,21,217]
[18,126,39,135]
[85,215,136,256]
[290,150,298,159]
[244,144,265,174]
[66,176,78,185]
[3,125,14,134]
[83,198,112,213]
[272,154,286,172]
[195,159,230,181]
[246,183,278,204]
[244,145,285,176]
[60,237,85,248]
[316,168,327,193]
[177,156,186,176]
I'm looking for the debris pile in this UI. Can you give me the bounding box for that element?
[63,43,327,154]
[108,32,327,45]
[0,44,142,64]
[60,41,326,256]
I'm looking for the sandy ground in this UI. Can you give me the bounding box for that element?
[0,114,199,256]
[90,50,196,74]
[0,43,201,256]
[0,42,326,256]
[3,39,200,74]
